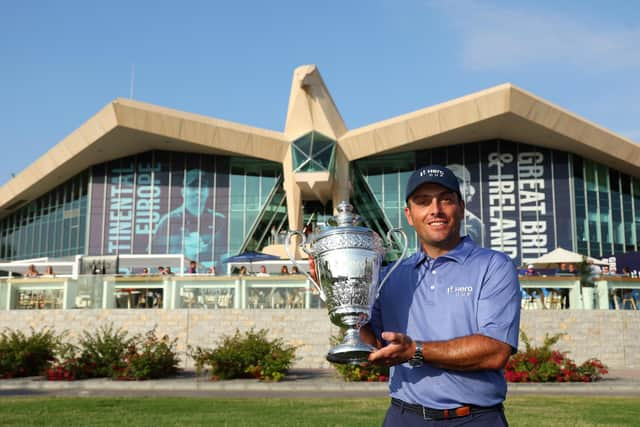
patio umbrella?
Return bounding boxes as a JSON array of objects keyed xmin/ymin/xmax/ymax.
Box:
[
  {"xmin": 222, "ymin": 251, "xmax": 282, "ymax": 273},
  {"xmin": 526, "ymin": 247, "xmax": 608, "ymax": 269}
]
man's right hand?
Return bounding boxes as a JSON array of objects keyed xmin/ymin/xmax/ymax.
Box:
[{"xmin": 367, "ymin": 332, "xmax": 416, "ymax": 366}]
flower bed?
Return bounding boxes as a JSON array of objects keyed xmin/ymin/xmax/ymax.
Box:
[
  {"xmin": 505, "ymin": 331, "xmax": 608, "ymax": 383},
  {"xmin": 46, "ymin": 325, "xmax": 179, "ymax": 381},
  {"xmin": 0, "ymin": 324, "xmax": 180, "ymax": 381}
]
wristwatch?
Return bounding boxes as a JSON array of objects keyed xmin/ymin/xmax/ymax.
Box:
[{"xmin": 408, "ymin": 340, "xmax": 425, "ymax": 367}]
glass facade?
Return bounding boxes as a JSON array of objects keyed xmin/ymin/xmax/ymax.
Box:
[
  {"xmin": 573, "ymin": 158, "xmax": 640, "ymax": 258},
  {"xmin": 354, "ymin": 140, "xmax": 640, "ymax": 266},
  {"xmin": 0, "ymin": 151, "xmax": 282, "ymax": 271},
  {"xmin": 3, "ymin": 142, "xmax": 640, "ymax": 268},
  {"xmin": 228, "ymin": 157, "xmax": 283, "ymax": 255},
  {"xmin": 353, "ymin": 152, "xmax": 417, "ymax": 256},
  {"xmin": 0, "ymin": 172, "xmax": 88, "ymax": 260}
]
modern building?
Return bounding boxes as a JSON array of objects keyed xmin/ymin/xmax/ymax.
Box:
[{"xmin": 2, "ymin": 64, "xmax": 640, "ymax": 269}]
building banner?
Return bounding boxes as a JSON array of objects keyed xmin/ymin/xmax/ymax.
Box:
[
  {"xmin": 87, "ymin": 152, "xmax": 230, "ymax": 272},
  {"xmin": 212, "ymin": 156, "xmax": 230, "ymax": 272},
  {"xmin": 481, "ymin": 141, "xmax": 521, "ymax": 261},
  {"xmin": 88, "ymin": 164, "xmax": 107, "ymax": 255},
  {"xmin": 413, "ymin": 141, "xmax": 567, "ymax": 266},
  {"xmin": 478, "ymin": 141, "xmax": 560, "ymax": 266},
  {"xmin": 99, "ymin": 157, "xmax": 163, "ymax": 256},
  {"xmin": 516, "ymin": 144, "xmax": 556, "ymax": 265},
  {"xmin": 150, "ymin": 151, "xmax": 172, "ymax": 255}
]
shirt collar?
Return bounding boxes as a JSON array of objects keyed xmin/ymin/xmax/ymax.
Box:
[{"xmin": 412, "ymin": 236, "xmax": 475, "ymax": 268}]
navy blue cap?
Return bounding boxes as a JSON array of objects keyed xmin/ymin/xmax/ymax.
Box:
[{"xmin": 405, "ymin": 165, "xmax": 461, "ymax": 202}]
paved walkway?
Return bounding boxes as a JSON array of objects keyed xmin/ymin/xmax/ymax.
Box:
[{"xmin": 1, "ymin": 368, "xmax": 639, "ymax": 398}]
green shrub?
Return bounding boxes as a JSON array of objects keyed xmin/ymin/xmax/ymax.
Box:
[
  {"xmin": 112, "ymin": 328, "xmax": 180, "ymax": 380},
  {"xmin": 0, "ymin": 328, "xmax": 60, "ymax": 379},
  {"xmin": 190, "ymin": 328, "xmax": 297, "ymax": 382},
  {"xmin": 333, "ymin": 363, "xmax": 389, "ymax": 382},
  {"xmin": 330, "ymin": 329, "xmax": 389, "ymax": 382},
  {"xmin": 505, "ymin": 330, "xmax": 608, "ymax": 382},
  {"xmin": 77, "ymin": 323, "xmax": 134, "ymax": 378}
]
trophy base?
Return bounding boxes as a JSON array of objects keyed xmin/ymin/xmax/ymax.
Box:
[{"xmin": 326, "ymin": 341, "xmax": 376, "ymax": 365}]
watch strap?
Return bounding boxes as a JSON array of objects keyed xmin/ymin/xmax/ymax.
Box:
[{"xmin": 409, "ymin": 340, "xmax": 425, "ymax": 367}]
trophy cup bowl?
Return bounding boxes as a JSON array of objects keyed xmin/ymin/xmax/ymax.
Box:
[{"xmin": 286, "ymin": 201, "xmax": 407, "ymax": 365}]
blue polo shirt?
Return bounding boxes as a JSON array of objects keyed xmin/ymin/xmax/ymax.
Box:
[{"xmin": 369, "ymin": 236, "xmax": 521, "ymax": 409}]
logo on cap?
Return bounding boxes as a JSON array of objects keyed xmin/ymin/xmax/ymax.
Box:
[{"xmin": 420, "ymin": 168, "xmax": 445, "ymax": 177}]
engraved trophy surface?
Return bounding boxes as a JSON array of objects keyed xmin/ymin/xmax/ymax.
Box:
[{"xmin": 286, "ymin": 201, "xmax": 407, "ymax": 364}]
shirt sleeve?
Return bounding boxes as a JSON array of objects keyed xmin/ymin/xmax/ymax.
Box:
[{"xmin": 477, "ymin": 253, "xmax": 521, "ymax": 353}]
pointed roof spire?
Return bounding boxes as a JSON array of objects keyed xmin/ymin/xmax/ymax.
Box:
[{"xmin": 284, "ymin": 65, "xmax": 348, "ymax": 140}]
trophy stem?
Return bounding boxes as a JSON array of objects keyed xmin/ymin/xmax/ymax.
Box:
[{"xmin": 326, "ymin": 327, "xmax": 376, "ymax": 365}]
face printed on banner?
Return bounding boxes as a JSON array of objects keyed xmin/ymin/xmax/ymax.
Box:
[
  {"xmin": 153, "ymin": 168, "xmax": 225, "ymax": 265},
  {"xmin": 447, "ymin": 163, "xmax": 483, "ymax": 243},
  {"xmin": 182, "ymin": 170, "xmax": 209, "ymax": 216}
]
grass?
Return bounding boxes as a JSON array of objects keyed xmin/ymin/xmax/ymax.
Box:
[{"xmin": 0, "ymin": 396, "xmax": 638, "ymax": 426}]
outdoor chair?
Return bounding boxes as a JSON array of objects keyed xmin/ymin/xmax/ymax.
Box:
[
  {"xmin": 115, "ymin": 292, "xmax": 129, "ymax": 308},
  {"xmin": 547, "ymin": 290, "xmax": 563, "ymax": 309},
  {"xmin": 248, "ymin": 294, "xmax": 259, "ymax": 308},
  {"xmin": 620, "ymin": 289, "xmax": 638, "ymax": 310},
  {"xmin": 16, "ymin": 292, "xmax": 31, "ymax": 309},
  {"xmin": 286, "ymin": 290, "xmax": 304, "ymax": 308},
  {"xmin": 271, "ymin": 290, "xmax": 285, "ymax": 309},
  {"xmin": 522, "ymin": 289, "xmax": 543, "ymax": 310},
  {"xmin": 204, "ymin": 294, "xmax": 217, "ymax": 308},
  {"xmin": 182, "ymin": 290, "xmax": 196, "ymax": 308},
  {"xmin": 217, "ymin": 293, "xmax": 232, "ymax": 308}
]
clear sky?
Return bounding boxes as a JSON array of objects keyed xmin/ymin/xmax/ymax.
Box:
[{"xmin": 1, "ymin": 0, "xmax": 639, "ymax": 186}]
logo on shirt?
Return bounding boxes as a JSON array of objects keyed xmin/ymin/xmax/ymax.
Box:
[{"xmin": 446, "ymin": 285, "xmax": 473, "ymax": 297}]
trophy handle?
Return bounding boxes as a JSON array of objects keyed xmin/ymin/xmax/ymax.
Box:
[
  {"xmin": 285, "ymin": 230, "xmax": 326, "ymax": 301},
  {"xmin": 378, "ymin": 228, "xmax": 409, "ymax": 293}
]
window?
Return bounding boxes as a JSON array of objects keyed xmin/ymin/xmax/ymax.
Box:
[{"xmin": 292, "ymin": 132, "xmax": 336, "ymax": 172}]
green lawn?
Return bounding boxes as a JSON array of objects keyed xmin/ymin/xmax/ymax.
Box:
[{"xmin": 0, "ymin": 396, "xmax": 638, "ymax": 426}]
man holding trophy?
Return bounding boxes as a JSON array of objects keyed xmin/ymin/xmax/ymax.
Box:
[{"xmin": 360, "ymin": 165, "xmax": 521, "ymax": 426}]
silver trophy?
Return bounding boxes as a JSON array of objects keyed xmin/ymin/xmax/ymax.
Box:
[{"xmin": 286, "ymin": 201, "xmax": 407, "ymax": 364}]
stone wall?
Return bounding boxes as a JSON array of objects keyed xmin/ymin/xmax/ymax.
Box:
[
  {"xmin": 520, "ymin": 310, "xmax": 640, "ymax": 369},
  {"xmin": 0, "ymin": 309, "xmax": 637, "ymax": 369}
]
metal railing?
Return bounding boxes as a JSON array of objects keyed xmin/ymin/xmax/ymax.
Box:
[
  {"xmin": 519, "ymin": 276, "xmax": 640, "ymax": 310},
  {"xmin": 0, "ymin": 274, "xmax": 324, "ymax": 310},
  {"xmin": 2, "ymin": 275, "xmax": 638, "ymax": 311}
]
